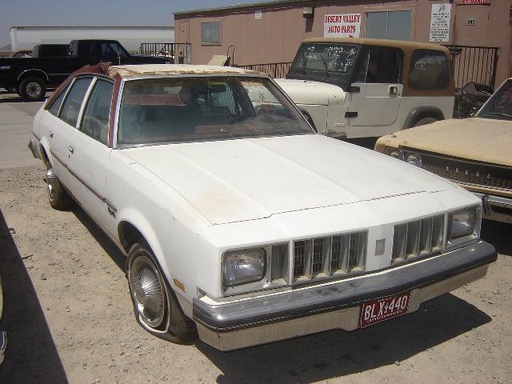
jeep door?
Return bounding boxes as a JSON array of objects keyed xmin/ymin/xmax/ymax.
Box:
[{"xmin": 347, "ymin": 47, "xmax": 404, "ymax": 135}]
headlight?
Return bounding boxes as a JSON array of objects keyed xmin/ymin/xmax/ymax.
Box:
[
  {"xmin": 222, "ymin": 248, "xmax": 266, "ymax": 287},
  {"xmin": 448, "ymin": 206, "xmax": 480, "ymax": 244},
  {"xmin": 386, "ymin": 148, "xmax": 404, "ymax": 160},
  {"xmin": 405, "ymin": 153, "xmax": 422, "ymax": 167}
]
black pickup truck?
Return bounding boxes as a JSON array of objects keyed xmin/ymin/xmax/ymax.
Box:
[{"xmin": 0, "ymin": 39, "xmax": 170, "ymax": 101}]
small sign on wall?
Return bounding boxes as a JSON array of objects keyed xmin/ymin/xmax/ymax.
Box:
[
  {"xmin": 324, "ymin": 14, "xmax": 362, "ymax": 38},
  {"xmin": 429, "ymin": 4, "xmax": 452, "ymax": 43},
  {"xmin": 255, "ymin": 10, "xmax": 262, "ymax": 20}
]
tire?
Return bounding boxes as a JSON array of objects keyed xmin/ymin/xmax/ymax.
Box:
[
  {"xmin": 127, "ymin": 242, "xmax": 197, "ymax": 344},
  {"xmin": 45, "ymin": 162, "xmax": 73, "ymax": 210},
  {"xmin": 414, "ymin": 116, "xmax": 438, "ymax": 127},
  {"xmin": 19, "ymin": 77, "xmax": 46, "ymax": 101}
]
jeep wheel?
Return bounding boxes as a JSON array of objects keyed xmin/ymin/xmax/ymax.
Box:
[{"xmin": 414, "ymin": 117, "xmax": 438, "ymax": 127}]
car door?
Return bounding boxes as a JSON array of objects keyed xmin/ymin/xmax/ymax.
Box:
[
  {"xmin": 347, "ymin": 47, "xmax": 404, "ymax": 130},
  {"xmin": 41, "ymin": 77, "xmax": 93, "ymax": 191},
  {"xmin": 65, "ymin": 77, "xmax": 116, "ymax": 236}
]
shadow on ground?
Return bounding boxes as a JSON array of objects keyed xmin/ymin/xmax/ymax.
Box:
[
  {"xmin": 197, "ymin": 293, "xmax": 491, "ymax": 384},
  {"xmin": 0, "ymin": 209, "xmax": 68, "ymax": 383}
]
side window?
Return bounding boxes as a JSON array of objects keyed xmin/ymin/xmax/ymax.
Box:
[
  {"xmin": 79, "ymin": 79, "xmax": 114, "ymax": 145},
  {"xmin": 48, "ymin": 83, "xmax": 71, "ymax": 116},
  {"xmin": 100, "ymin": 43, "xmax": 119, "ymax": 61},
  {"xmin": 409, "ymin": 50, "xmax": 450, "ymax": 89},
  {"xmin": 201, "ymin": 22, "xmax": 221, "ymax": 44},
  {"xmin": 59, "ymin": 78, "xmax": 93, "ymax": 127},
  {"xmin": 353, "ymin": 47, "xmax": 403, "ymax": 84}
]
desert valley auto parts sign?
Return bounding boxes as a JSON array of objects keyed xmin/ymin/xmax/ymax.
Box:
[{"xmin": 324, "ymin": 14, "xmax": 362, "ymax": 38}]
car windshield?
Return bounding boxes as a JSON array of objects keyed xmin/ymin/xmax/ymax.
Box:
[
  {"xmin": 477, "ymin": 79, "xmax": 512, "ymax": 120},
  {"xmin": 288, "ymin": 43, "xmax": 361, "ymax": 89},
  {"xmin": 117, "ymin": 76, "xmax": 314, "ymax": 145}
]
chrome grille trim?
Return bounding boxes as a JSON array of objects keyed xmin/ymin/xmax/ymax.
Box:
[
  {"xmin": 293, "ymin": 232, "xmax": 367, "ymax": 284},
  {"xmin": 392, "ymin": 214, "xmax": 444, "ymax": 262},
  {"xmin": 401, "ymin": 148, "xmax": 512, "ymax": 191}
]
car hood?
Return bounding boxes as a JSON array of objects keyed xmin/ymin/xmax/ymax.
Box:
[
  {"xmin": 383, "ymin": 117, "xmax": 512, "ymax": 166},
  {"xmin": 123, "ymin": 134, "xmax": 454, "ymax": 225},
  {"xmin": 275, "ymin": 78, "xmax": 346, "ymax": 106}
]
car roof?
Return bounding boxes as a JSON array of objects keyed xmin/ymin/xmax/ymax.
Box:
[
  {"xmin": 301, "ymin": 37, "xmax": 451, "ymax": 54},
  {"xmin": 108, "ymin": 64, "xmax": 266, "ymax": 79}
]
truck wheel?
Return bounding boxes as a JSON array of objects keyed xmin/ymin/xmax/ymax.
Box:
[
  {"xmin": 19, "ymin": 77, "xmax": 46, "ymax": 101},
  {"xmin": 127, "ymin": 242, "xmax": 198, "ymax": 344},
  {"xmin": 414, "ymin": 117, "xmax": 437, "ymax": 127}
]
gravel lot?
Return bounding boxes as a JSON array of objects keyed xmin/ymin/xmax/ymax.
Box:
[{"xmin": 0, "ymin": 93, "xmax": 511, "ymax": 384}]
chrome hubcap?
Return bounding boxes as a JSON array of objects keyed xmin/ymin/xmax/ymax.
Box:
[
  {"xmin": 27, "ymin": 82, "xmax": 42, "ymax": 98},
  {"xmin": 46, "ymin": 167, "xmax": 57, "ymax": 200},
  {"xmin": 131, "ymin": 257, "xmax": 165, "ymax": 328}
]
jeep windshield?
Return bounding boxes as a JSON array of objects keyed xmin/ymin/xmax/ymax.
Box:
[
  {"xmin": 287, "ymin": 43, "xmax": 361, "ymax": 90},
  {"xmin": 477, "ymin": 79, "xmax": 512, "ymax": 121}
]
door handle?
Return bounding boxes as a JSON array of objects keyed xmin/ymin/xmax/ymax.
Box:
[
  {"xmin": 48, "ymin": 131, "xmax": 54, "ymax": 138},
  {"xmin": 68, "ymin": 146, "xmax": 74, "ymax": 154},
  {"xmin": 389, "ymin": 85, "xmax": 398, "ymax": 96}
]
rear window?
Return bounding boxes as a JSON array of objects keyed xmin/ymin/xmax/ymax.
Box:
[{"xmin": 408, "ymin": 49, "xmax": 450, "ymax": 89}]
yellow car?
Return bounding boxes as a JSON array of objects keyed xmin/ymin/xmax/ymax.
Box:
[{"xmin": 376, "ymin": 78, "xmax": 512, "ymax": 224}]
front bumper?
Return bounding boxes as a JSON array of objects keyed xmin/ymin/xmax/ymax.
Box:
[
  {"xmin": 474, "ymin": 192, "xmax": 512, "ymax": 224},
  {"xmin": 193, "ymin": 240, "xmax": 496, "ymax": 351}
]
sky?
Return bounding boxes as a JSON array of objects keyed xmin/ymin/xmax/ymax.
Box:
[{"xmin": 0, "ymin": 0, "xmax": 259, "ymax": 48}]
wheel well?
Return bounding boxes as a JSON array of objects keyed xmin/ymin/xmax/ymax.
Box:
[
  {"xmin": 118, "ymin": 221, "xmax": 145, "ymax": 254},
  {"xmin": 403, "ymin": 107, "xmax": 444, "ymax": 129},
  {"xmin": 17, "ymin": 70, "xmax": 49, "ymax": 84}
]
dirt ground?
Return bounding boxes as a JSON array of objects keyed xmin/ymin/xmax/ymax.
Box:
[
  {"xmin": 0, "ymin": 166, "xmax": 510, "ymax": 384},
  {"xmin": 0, "ymin": 95, "xmax": 511, "ymax": 383}
]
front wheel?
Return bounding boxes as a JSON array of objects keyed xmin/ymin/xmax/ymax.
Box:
[
  {"xmin": 127, "ymin": 243, "xmax": 197, "ymax": 344},
  {"xmin": 19, "ymin": 77, "xmax": 46, "ymax": 101}
]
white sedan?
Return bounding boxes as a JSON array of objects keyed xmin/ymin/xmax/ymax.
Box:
[{"xmin": 29, "ymin": 63, "xmax": 496, "ymax": 351}]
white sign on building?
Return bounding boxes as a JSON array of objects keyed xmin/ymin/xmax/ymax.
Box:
[
  {"xmin": 430, "ymin": 4, "xmax": 452, "ymax": 43},
  {"xmin": 324, "ymin": 14, "xmax": 361, "ymax": 38}
]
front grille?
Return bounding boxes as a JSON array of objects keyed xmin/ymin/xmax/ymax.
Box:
[
  {"xmin": 392, "ymin": 214, "xmax": 444, "ymax": 262},
  {"xmin": 404, "ymin": 148, "xmax": 512, "ymax": 191},
  {"xmin": 293, "ymin": 232, "xmax": 367, "ymax": 283}
]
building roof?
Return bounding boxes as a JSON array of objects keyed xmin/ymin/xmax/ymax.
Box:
[{"xmin": 173, "ymin": 0, "xmax": 315, "ymax": 16}]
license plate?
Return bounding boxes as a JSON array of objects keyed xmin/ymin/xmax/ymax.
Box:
[{"xmin": 360, "ymin": 291, "xmax": 411, "ymax": 328}]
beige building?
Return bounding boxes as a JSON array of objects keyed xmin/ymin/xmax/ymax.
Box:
[{"xmin": 174, "ymin": 0, "xmax": 511, "ymax": 88}]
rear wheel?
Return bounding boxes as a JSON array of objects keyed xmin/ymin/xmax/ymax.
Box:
[
  {"xmin": 127, "ymin": 242, "xmax": 197, "ymax": 344},
  {"xmin": 45, "ymin": 162, "xmax": 73, "ymax": 210},
  {"xmin": 414, "ymin": 116, "xmax": 438, "ymax": 127},
  {"xmin": 19, "ymin": 77, "xmax": 46, "ymax": 101}
]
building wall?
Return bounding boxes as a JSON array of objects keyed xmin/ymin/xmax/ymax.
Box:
[
  {"xmin": 10, "ymin": 26, "xmax": 174, "ymax": 53},
  {"xmin": 174, "ymin": 0, "xmax": 511, "ymax": 87}
]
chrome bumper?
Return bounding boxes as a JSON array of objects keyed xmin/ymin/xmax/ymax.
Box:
[
  {"xmin": 193, "ymin": 241, "xmax": 496, "ymax": 351},
  {"xmin": 475, "ymin": 193, "xmax": 512, "ymax": 224}
]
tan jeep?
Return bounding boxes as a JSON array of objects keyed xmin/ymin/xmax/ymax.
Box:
[{"xmin": 276, "ymin": 37, "xmax": 455, "ymax": 139}]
